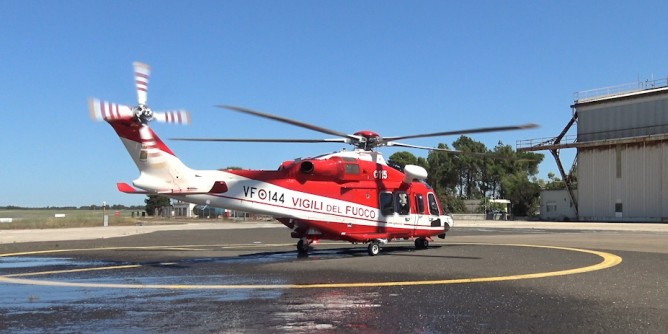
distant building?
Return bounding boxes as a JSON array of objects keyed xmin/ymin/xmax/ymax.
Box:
[
  {"xmin": 173, "ymin": 200, "xmax": 197, "ymax": 218},
  {"xmin": 540, "ymin": 189, "xmax": 577, "ymax": 221},
  {"xmin": 520, "ymin": 77, "xmax": 668, "ymax": 222}
]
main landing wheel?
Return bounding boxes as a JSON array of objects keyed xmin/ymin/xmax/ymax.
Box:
[
  {"xmin": 415, "ymin": 237, "xmax": 429, "ymax": 250},
  {"xmin": 368, "ymin": 242, "xmax": 381, "ymax": 256},
  {"xmin": 297, "ymin": 238, "xmax": 309, "ymax": 254}
]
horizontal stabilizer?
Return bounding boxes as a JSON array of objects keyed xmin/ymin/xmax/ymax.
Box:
[
  {"xmin": 117, "ymin": 182, "xmax": 151, "ymax": 194},
  {"xmin": 116, "ymin": 182, "xmax": 228, "ymax": 195}
]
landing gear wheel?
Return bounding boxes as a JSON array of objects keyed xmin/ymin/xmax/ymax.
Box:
[
  {"xmin": 297, "ymin": 238, "xmax": 309, "ymax": 254},
  {"xmin": 415, "ymin": 237, "xmax": 429, "ymax": 250},
  {"xmin": 368, "ymin": 242, "xmax": 381, "ymax": 256}
]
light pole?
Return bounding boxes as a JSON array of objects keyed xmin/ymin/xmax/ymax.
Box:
[{"xmin": 102, "ymin": 201, "xmax": 108, "ymax": 227}]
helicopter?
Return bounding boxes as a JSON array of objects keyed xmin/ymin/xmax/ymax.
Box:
[{"xmin": 90, "ymin": 62, "xmax": 537, "ymax": 256}]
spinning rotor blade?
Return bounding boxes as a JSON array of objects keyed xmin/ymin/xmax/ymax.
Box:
[
  {"xmin": 153, "ymin": 110, "xmax": 191, "ymax": 125},
  {"xmin": 89, "ymin": 98, "xmax": 134, "ymax": 121},
  {"xmin": 171, "ymin": 137, "xmax": 348, "ymax": 144},
  {"xmin": 386, "ymin": 141, "xmax": 464, "ymax": 153},
  {"xmin": 382, "ymin": 123, "xmax": 539, "ymax": 143},
  {"xmin": 219, "ymin": 105, "xmax": 361, "ymax": 142},
  {"xmin": 90, "ymin": 62, "xmax": 190, "ymax": 126},
  {"xmin": 133, "ymin": 62, "xmax": 150, "ymax": 105},
  {"xmin": 388, "ymin": 141, "xmax": 518, "ymax": 159},
  {"xmin": 189, "ymin": 105, "xmax": 539, "ymax": 151}
]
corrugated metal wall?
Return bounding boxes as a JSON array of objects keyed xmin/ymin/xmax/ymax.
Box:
[
  {"xmin": 577, "ymin": 93, "xmax": 668, "ymax": 142},
  {"xmin": 578, "ymin": 142, "xmax": 668, "ymax": 221},
  {"xmin": 575, "ymin": 90, "xmax": 668, "ymax": 221}
]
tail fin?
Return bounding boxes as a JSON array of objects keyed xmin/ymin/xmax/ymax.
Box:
[
  {"xmin": 109, "ymin": 120, "xmax": 193, "ymax": 193},
  {"xmin": 90, "ymin": 62, "xmax": 193, "ymax": 194}
]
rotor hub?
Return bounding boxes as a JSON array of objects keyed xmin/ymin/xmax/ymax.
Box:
[
  {"xmin": 134, "ymin": 104, "xmax": 153, "ymax": 123},
  {"xmin": 353, "ymin": 130, "xmax": 382, "ymax": 150}
]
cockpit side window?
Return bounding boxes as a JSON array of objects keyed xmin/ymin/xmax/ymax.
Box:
[
  {"xmin": 415, "ymin": 194, "xmax": 425, "ymax": 214},
  {"xmin": 395, "ymin": 192, "xmax": 410, "ymax": 215},
  {"xmin": 427, "ymin": 193, "xmax": 441, "ymax": 215},
  {"xmin": 379, "ymin": 192, "xmax": 394, "ymax": 216}
]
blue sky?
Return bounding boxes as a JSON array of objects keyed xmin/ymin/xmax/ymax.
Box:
[{"xmin": 1, "ymin": 1, "xmax": 667, "ymax": 207}]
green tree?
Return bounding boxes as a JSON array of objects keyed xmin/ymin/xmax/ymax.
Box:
[
  {"xmin": 539, "ymin": 172, "xmax": 566, "ymax": 190},
  {"xmin": 484, "ymin": 142, "xmax": 516, "ymax": 198},
  {"xmin": 440, "ymin": 193, "xmax": 466, "ymax": 213},
  {"xmin": 452, "ymin": 136, "xmax": 487, "ymax": 199},
  {"xmin": 388, "ymin": 151, "xmax": 418, "ymax": 171},
  {"xmin": 481, "ymin": 142, "xmax": 543, "ymax": 199},
  {"xmin": 500, "ymin": 172, "xmax": 541, "ymax": 216},
  {"xmin": 417, "ymin": 138, "xmax": 545, "ymax": 214},
  {"xmin": 416, "ymin": 156, "xmax": 428, "ymax": 170},
  {"xmin": 145, "ymin": 195, "xmax": 171, "ymax": 216},
  {"xmin": 426, "ymin": 143, "xmax": 458, "ymax": 195}
]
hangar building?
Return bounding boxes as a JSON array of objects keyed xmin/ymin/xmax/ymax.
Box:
[{"xmin": 518, "ymin": 78, "xmax": 668, "ymax": 222}]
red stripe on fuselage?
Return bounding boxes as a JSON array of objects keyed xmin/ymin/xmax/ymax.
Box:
[{"xmin": 277, "ymin": 217, "xmax": 438, "ymax": 242}]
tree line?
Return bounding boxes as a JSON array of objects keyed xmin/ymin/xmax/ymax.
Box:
[{"xmin": 388, "ymin": 135, "xmax": 554, "ymax": 216}]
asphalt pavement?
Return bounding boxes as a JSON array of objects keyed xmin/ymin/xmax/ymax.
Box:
[
  {"xmin": 1, "ymin": 220, "xmax": 666, "ymax": 333},
  {"xmin": 1, "ymin": 219, "xmax": 667, "ymax": 244}
]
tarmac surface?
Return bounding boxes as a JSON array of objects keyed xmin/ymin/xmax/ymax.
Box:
[{"xmin": 1, "ymin": 220, "xmax": 667, "ymax": 333}]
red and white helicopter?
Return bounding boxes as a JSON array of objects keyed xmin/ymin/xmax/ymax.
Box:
[{"xmin": 90, "ymin": 62, "xmax": 536, "ymax": 256}]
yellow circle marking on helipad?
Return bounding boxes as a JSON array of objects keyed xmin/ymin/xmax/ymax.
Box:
[{"xmin": 0, "ymin": 243, "xmax": 622, "ymax": 289}]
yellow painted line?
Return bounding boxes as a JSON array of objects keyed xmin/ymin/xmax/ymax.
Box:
[
  {"xmin": 0, "ymin": 243, "xmax": 622, "ymax": 290},
  {"xmin": 0, "ymin": 244, "xmax": 296, "ymax": 258},
  {"xmin": 4, "ymin": 265, "xmax": 142, "ymax": 277}
]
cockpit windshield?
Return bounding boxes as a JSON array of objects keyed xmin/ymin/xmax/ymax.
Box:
[{"xmin": 427, "ymin": 193, "xmax": 442, "ymax": 215}]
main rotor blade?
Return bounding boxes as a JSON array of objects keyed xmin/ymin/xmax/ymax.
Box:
[
  {"xmin": 388, "ymin": 141, "xmax": 515, "ymax": 159},
  {"xmin": 387, "ymin": 141, "xmax": 465, "ymax": 153},
  {"xmin": 171, "ymin": 137, "xmax": 349, "ymax": 144},
  {"xmin": 218, "ymin": 105, "xmax": 361, "ymax": 142},
  {"xmin": 382, "ymin": 123, "xmax": 539, "ymax": 142}
]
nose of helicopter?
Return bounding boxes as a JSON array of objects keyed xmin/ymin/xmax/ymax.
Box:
[{"xmin": 439, "ymin": 215, "xmax": 454, "ymax": 239}]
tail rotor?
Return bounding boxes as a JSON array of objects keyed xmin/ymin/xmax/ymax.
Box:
[{"xmin": 89, "ymin": 62, "xmax": 190, "ymax": 125}]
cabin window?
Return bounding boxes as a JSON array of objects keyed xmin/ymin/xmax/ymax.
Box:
[
  {"xmin": 415, "ymin": 194, "xmax": 425, "ymax": 214},
  {"xmin": 395, "ymin": 192, "xmax": 410, "ymax": 215},
  {"xmin": 345, "ymin": 163, "xmax": 360, "ymax": 174},
  {"xmin": 428, "ymin": 193, "xmax": 441, "ymax": 215},
  {"xmin": 379, "ymin": 192, "xmax": 394, "ymax": 216}
]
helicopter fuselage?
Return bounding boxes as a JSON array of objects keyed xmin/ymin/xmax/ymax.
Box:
[
  {"xmin": 109, "ymin": 118, "xmax": 452, "ymax": 255},
  {"xmin": 172, "ymin": 150, "xmax": 453, "ymax": 244}
]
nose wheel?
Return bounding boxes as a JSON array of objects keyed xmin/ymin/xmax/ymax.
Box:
[
  {"xmin": 367, "ymin": 241, "xmax": 381, "ymax": 256},
  {"xmin": 414, "ymin": 237, "xmax": 429, "ymax": 250},
  {"xmin": 297, "ymin": 238, "xmax": 311, "ymax": 254}
]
